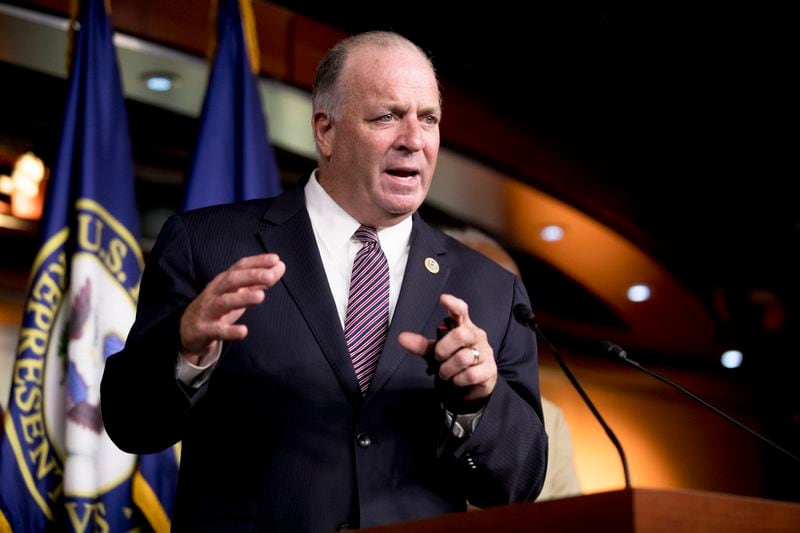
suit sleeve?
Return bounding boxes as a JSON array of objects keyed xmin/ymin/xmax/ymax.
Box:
[
  {"xmin": 101, "ymin": 215, "xmax": 201, "ymax": 454},
  {"xmin": 449, "ymin": 276, "xmax": 549, "ymax": 506}
]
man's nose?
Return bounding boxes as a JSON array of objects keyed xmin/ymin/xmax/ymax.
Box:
[{"xmin": 394, "ymin": 117, "xmax": 424, "ymax": 152}]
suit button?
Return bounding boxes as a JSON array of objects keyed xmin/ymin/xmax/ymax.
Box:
[
  {"xmin": 337, "ymin": 524, "xmax": 352, "ymax": 531},
  {"xmin": 356, "ymin": 432, "xmax": 372, "ymax": 448}
]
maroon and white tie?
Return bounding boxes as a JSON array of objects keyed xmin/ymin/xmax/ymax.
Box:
[{"xmin": 344, "ymin": 225, "xmax": 390, "ymax": 395}]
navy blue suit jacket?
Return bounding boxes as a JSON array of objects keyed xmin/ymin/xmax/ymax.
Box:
[{"xmin": 101, "ymin": 186, "xmax": 547, "ymax": 531}]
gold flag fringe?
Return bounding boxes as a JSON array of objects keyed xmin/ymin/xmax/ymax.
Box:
[{"xmin": 208, "ymin": 0, "xmax": 261, "ymax": 74}]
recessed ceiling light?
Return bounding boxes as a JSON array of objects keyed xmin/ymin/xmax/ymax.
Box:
[
  {"xmin": 626, "ymin": 283, "xmax": 651, "ymax": 302},
  {"xmin": 720, "ymin": 350, "xmax": 743, "ymax": 369},
  {"xmin": 540, "ymin": 224, "xmax": 564, "ymax": 242},
  {"xmin": 142, "ymin": 72, "xmax": 178, "ymax": 92}
]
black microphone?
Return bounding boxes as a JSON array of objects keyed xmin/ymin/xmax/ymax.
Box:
[
  {"xmin": 514, "ymin": 304, "xmax": 632, "ymax": 489},
  {"xmin": 602, "ymin": 341, "xmax": 800, "ymax": 464}
]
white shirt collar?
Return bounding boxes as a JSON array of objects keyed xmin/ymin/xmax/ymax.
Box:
[
  {"xmin": 304, "ymin": 171, "xmax": 413, "ymax": 259},
  {"xmin": 305, "ymin": 171, "xmax": 413, "ymax": 326}
]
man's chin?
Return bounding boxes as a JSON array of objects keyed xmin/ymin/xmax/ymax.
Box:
[{"xmin": 383, "ymin": 196, "xmax": 425, "ymax": 216}]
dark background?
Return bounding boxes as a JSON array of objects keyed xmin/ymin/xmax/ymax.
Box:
[{"xmin": 1, "ymin": 0, "xmax": 797, "ymax": 499}]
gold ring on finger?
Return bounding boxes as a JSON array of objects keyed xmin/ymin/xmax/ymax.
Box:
[{"xmin": 470, "ymin": 346, "xmax": 480, "ymax": 366}]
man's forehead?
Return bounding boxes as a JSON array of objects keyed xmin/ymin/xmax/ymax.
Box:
[
  {"xmin": 325, "ymin": 42, "xmax": 440, "ymax": 118},
  {"xmin": 346, "ymin": 43, "xmax": 432, "ymax": 75}
]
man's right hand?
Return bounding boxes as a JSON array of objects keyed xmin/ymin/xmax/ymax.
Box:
[{"xmin": 179, "ymin": 253, "xmax": 286, "ymax": 364}]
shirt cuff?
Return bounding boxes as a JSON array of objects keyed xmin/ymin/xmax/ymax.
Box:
[
  {"xmin": 444, "ymin": 406, "xmax": 486, "ymax": 438},
  {"xmin": 175, "ymin": 344, "xmax": 222, "ymax": 388}
]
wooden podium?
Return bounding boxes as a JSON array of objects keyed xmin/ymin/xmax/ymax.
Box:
[{"xmin": 364, "ymin": 489, "xmax": 800, "ymax": 532}]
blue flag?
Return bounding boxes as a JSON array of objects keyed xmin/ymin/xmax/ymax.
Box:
[
  {"xmin": 182, "ymin": 0, "xmax": 282, "ymax": 210},
  {"xmin": 0, "ymin": 1, "xmax": 176, "ymax": 531}
]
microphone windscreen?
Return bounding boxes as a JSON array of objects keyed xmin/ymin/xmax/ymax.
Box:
[
  {"xmin": 601, "ymin": 341, "xmax": 628, "ymax": 361},
  {"xmin": 513, "ymin": 304, "xmax": 534, "ymax": 326}
]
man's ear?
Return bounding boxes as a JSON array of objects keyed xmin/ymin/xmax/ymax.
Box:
[{"xmin": 312, "ymin": 111, "xmax": 334, "ymax": 158}]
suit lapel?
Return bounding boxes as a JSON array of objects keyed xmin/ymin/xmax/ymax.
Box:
[
  {"xmin": 257, "ymin": 188, "xmax": 361, "ymax": 403},
  {"xmin": 367, "ymin": 215, "xmax": 450, "ymax": 397}
]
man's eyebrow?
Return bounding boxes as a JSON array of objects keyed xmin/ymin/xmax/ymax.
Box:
[
  {"xmin": 371, "ymin": 101, "xmax": 441, "ymax": 117},
  {"xmin": 419, "ymin": 105, "xmax": 442, "ymax": 117}
]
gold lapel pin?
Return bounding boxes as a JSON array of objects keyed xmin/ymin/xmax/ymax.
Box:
[{"xmin": 424, "ymin": 257, "xmax": 440, "ymax": 274}]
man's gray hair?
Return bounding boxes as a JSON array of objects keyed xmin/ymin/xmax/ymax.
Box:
[{"xmin": 311, "ymin": 31, "xmax": 438, "ymax": 121}]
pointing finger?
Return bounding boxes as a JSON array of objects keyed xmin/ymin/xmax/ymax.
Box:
[{"xmin": 439, "ymin": 293, "xmax": 472, "ymax": 327}]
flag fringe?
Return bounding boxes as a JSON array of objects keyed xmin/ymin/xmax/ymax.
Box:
[
  {"xmin": 208, "ymin": 0, "xmax": 260, "ymax": 74},
  {"xmin": 132, "ymin": 471, "xmax": 170, "ymax": 533},
  {"xmin": 0, "ymin": 508, "xmax": 12, "ymax": 533}
]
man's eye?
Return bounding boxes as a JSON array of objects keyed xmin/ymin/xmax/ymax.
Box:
[
  {"xmin": 378, "ymin": 114, "xmax": 394, "ymax": 122},
  {"xmin": 423, "ymin": 115, "xmax": 438, "ymax": 125}
]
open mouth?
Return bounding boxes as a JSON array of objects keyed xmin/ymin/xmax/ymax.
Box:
[{"xmin": 386, "ymin": 168, "xmax": 419, "ymax": 178}]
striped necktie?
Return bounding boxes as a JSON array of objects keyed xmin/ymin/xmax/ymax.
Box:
[{"xmin": 344, "ymin": 225, "xmax": 390, "ymax": 395}]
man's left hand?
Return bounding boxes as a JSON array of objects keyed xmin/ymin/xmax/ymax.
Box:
[{"xmin": 399, "ymin": 293, "xmax": 497, "ymax": 405}]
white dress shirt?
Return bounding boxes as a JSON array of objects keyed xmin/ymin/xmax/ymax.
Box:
[{"xmin": 304, "ymin": 171, "xmax": 412, "ymax": 328}]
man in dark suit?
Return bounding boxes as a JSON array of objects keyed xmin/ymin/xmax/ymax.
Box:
[{"xmin": 101, "ymin": 31, "xmax": 547, "ymax": 531}]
